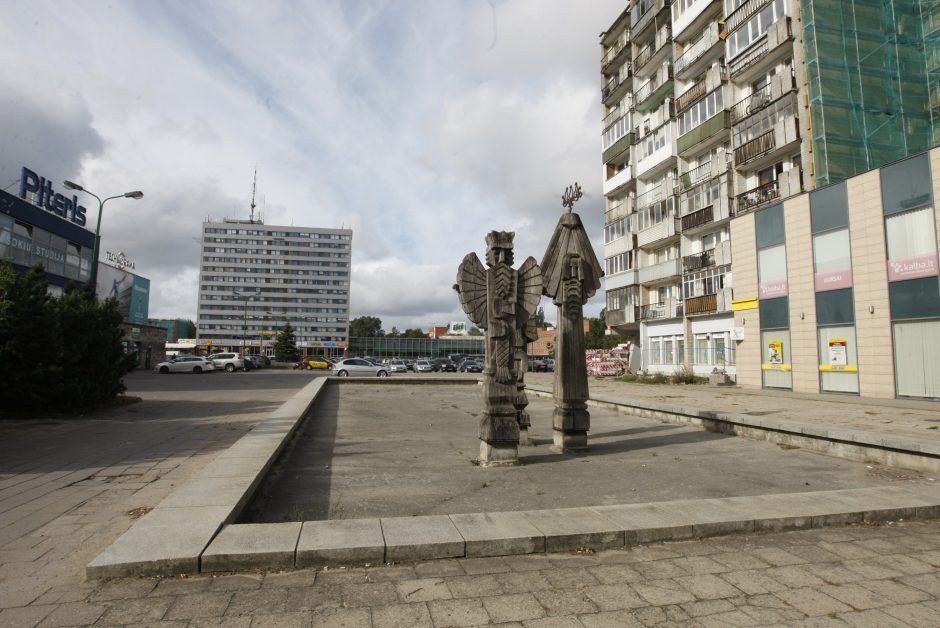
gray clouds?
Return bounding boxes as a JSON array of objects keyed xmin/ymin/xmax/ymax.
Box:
[{"xmin": 0, "ymin": 0, "xmax": 624, "ymax": 327}]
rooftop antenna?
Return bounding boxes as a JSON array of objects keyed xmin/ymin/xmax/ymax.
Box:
[{"xmin": 249, "ymin": 168, "xmax": 258, "ymax": 223}]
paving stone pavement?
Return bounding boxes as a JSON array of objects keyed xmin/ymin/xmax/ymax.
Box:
[
  {"xmin": 1, "ymin": 371, "xmax": 939, "ymax": 627},
  {"xmin": 0, "ymin": 519, "xmax": 938, "ymax": 626}
]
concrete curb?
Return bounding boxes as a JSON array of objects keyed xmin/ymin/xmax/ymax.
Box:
[
  {"xmin": 525, "ymin": 385, "xmax": 940, "ymax": 473},
  {"xmin": 197, "ymin": 484, "xmax": 940, "ymax": 573},
  {"xmin": 85, "ymin": 377, "xmax": 330, "ymax": 580}
]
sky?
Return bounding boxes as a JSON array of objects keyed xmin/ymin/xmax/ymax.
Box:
[{"xmin": 1, "ymin": 0, "xmax": 626, "ymax": 332}]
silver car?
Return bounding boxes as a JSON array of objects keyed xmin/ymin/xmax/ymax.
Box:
[
  {"xmin": 388, "ymin": 359, "xmax": 407, "ymax": 373},
  {"xmin": 154, "ymin": 356, "xmax": 216, "ymax": 374},
  {"xmin": 332, "ymin": 358, "xmax": 390, "ymax": 378},
  {"xmin": 414, "ymin": 359, "xmax": 433, "ymax": 373}
]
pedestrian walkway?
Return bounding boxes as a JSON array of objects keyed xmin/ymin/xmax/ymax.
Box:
[{"xmin": 0, "ymin": 371, "xmax": 938, "ymax": 626}]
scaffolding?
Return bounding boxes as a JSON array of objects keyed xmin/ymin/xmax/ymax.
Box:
[{"xmin": 802, "ymin": 0, "xmax": 938, "ymax": 186}]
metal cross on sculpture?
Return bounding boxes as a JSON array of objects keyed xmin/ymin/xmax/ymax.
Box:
[{"xmin": 561, "ymin": 182, "xmax": 583, "ymax": 212}]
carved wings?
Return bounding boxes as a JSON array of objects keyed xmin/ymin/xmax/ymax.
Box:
[
  {"xmin": 516, "ymin": 256, "xmax": 542, "ymax": 327},
  {"xmin": 454, "ymin": 252, "xmax": 487, "ymax": 328}
]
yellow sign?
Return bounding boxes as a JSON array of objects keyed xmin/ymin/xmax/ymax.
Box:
[
  {"xmin": 731, "ymin": 297, "xmax": 759, "ymax": 311},
  {"xmin": 206, "ymin": 339, "xmax": 212, "ymax": 345},
  {"xmin": 819, "ymin": 364, "xmax": 858, "ymax": 372},
  {"xmin": 767, "ymin": 339, "xmax": 783, "ymax": 364},
  {"xmin": 762, "ymin": 363, "xmax": 792, "ymax": 371}
]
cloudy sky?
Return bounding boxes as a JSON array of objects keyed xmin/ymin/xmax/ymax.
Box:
[{"xmin": 1, "ymin": 0, "xmax": 625, "ymax": 331}]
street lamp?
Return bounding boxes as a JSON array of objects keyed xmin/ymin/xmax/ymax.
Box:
[
  {"xmin": 233, "ymin": 290, "xmax": 260, "ymax": 350},
  {"xmin": 62, "ymin": 180, "xmax": 143, "ymax": 290}
]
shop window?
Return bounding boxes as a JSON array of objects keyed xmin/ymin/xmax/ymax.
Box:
[
  {"xmin": 810, "ymin": 182, "xmax": 849, "ymax": 233},
  {"xmin": 893, "ymin": 320, "xmax": 940, "ymax": 398},
  {"xmin": 817, "ymin": 326, "xmax": 859, "ymax": 394},
  {"xmin": 881, "ymin": 153, "xmax": 932, "ymax": 217},
  {"xmin": 755, "ymin": 203, "xmax": 785, "ymax": 249},
  {"xmin": 759, "ymin": 297, "xmax": 789, "ymax": 332},
  {"xmin": 758, "ymin": 244, "xmax": 788, "ymax": 298},
  {"xmin": 816, "ymin": 288, "xmax": 855, "ymax": 326},
  {"xmin": 761, "ymin": 329, "xmax": 792, "ymax": 389},
  {"xmin": 888, "ymin": 278, "xmax": 940, "ymax": 321}
]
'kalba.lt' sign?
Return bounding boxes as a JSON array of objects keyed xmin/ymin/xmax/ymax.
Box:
[{"xmin": 19, "ymin": 167, "xmax": 87, "ymax": 227}]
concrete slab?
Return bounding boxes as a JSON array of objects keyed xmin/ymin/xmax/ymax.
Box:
[
  {"xmin": 591, "ymin": 502, "xmax": 696, "ymax": 544},
  {"xmin": 196, "ymin": 455, "xmax": 272, "ymax": 479},
  {"xmin": 201, "ymin": 522, "xmax": 301, "ymax": 572},
  {"xmin": 382, "ymin": 515, "xmax": 464, "ymax": 562},
  {"xmin": 519, "ymin": 507, "xmax": 624, "ymax": 552},
  {"xmin": 156, "ymin": 476, "xmax": 258, "ymax": 511},
  {"xmin": 449, "ymin": 511, "xmax": 545, "ymax": 557},
  {"xmin": 295, "ymin": 518, "xmax": 385, "ymax": 568},
  {"xmin": 86, "ymin": 506, "xmax": 230, "ymax": 579}
]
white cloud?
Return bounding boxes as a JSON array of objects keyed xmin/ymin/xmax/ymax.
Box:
[{"xmin": 0, "ymin": 0, "xmax": 625, "ymax": 332}]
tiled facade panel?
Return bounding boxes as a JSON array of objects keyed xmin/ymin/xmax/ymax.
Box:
[
  {"xmin": 783, "ymin": 195, "xmax": 819, "ymax": 394},
  {"xmin": 847, "ymin": 171, "xmax": 894, "ymax": 399},
  {"xmin": 730, "ymin": 213, "xmax": 762, "ymax": 389}
]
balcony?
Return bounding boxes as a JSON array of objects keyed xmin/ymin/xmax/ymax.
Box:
[
  {"xmin": 682, "ymin": 248, "xmax": 715, "ymax": 273},
  {"xmin": 602, "ymin": 68, "xmax": 633, "ymax": 106},
  {"xmin": 638, "ymin": 258, "xmax": 681, "ymax": 284},
  {"xmin": 603, "ymin": 114, "xmax": 634, "ymax": 163},
  {"xmin": 677, "ymin": 110, "xmax": 731, "ymax": 155},
  {"xmin": 734, "ymin": 179, "xmax": 779, "ymax": 216},
  {"xmin": 632, "ymin": 0, "xmax": 671, "ymax": 35},
  {"xmin": 605, "ymin": 198, "xmax": 634, "ymax": 223},
  {"xmin": 634, "ymin": 64, "xmax": 674, "ymax": 113},
  {"xmin": 640, "ymin": 297, "xmax": 683, "ymax": 321},
  {"xmin": 677, "ymin": 161, "xmax": 712, "ymax": 193},
  {"xmin": 637, "ymin": 216, "xmax": 679, "ymax": 248},
  {"xmin": 674, "ymin": 23, "xmax": 722, "ymax": 80},
  {"xmin": 634, "ymin": 25, "xmax": 672, "ymax": 75},
  {"xmin": 606, "ymin": 306, "xmax": 640, "ymax": 327},
  {"xmin": 605, "ymin": 269, "xmax": 639, "ymax": 291},
  {"xmin": 603, "ymin": 164, "xmax": 634, "ymax": 195},
  {"xmin": 727, "ymin": 0, "xmax": 770, "ymax": 33},
  {"xmin": 730, "ymin": 74, "xmax": 798, "ymax": 124},
  {"xmin": 675, "ymin": 81, "xmax": 707, "ymax": 115},
  {"xmin": 602, "ymin": 38, "xmax": 630, "ymax": 73},
  {"xmin": 680, "ymin": 206, "xmax": 715, "ymax": 233},
  {"xmin": 729, "ymin": 18, "xmax": 794, "ymax": 82},
  {"xmin": 684, "ymin": 293, "xmax": 717, "ymax": 315},
  {"xmin": 733, "ymin": 129, "xmax": 775, "ymax": 165}
]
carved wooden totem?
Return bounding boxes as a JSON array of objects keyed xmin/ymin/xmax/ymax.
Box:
[
  {"xmin": 454, "ymin": 231, "xmax": 542, "ymax": 466},
  {"xmin": 514, "ymin": 317, "xmax": 539, "ymax": 446},
  {"xmin": 541, "ymin": 186, "xmax": 603, "ymax": 451}
]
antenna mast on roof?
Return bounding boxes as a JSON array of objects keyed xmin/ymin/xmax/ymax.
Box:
[{"xmin": 249, "ymin": 168, "xmax": 258, "ymax": 223}]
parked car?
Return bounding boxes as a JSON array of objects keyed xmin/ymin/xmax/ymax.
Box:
[
  {"xmin": 209, "ymin": 352, "xmax": 246, "ymax": 372},
  {"xmin": 528, "ymin": 358, "xmax": 552, "ymax": 372},
  {"xmin": 389, "ymin": 358, "xmax": 408, "ymax": 373},
  {"xmin": 459, "ymin": 359, "xmax": 483, "ymax": 373},
  {"xmin": 432, "ymin": 358, "xmax": 458, "ymax": 372},
  {"xmin": 296, "ymin": 356, "xmax": 330, "ymax": 370},
  {"xmin": 154, "ymin": 356, "xmax": 215, "ymax": 374},
  {"xmin": 405, "ymin": 359, "xmax": 415, "ymax": 371},
  {"xmin": 414, "ymin": 359, "xmax": 433, "ymax": 373},
  {"xmin": 245, "ymin": 354, "xmax": 270, "ymax": 367},
  {"xmin": 331, "ymin": 358, "xmax": 390, "ymax": 377}
]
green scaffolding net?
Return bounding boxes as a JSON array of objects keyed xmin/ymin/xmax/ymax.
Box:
[{"xmin": 802, "ymin": 0, "xmax": 938, "ymax": 186}]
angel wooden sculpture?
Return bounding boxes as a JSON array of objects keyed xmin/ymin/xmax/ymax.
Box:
[
  {"xmin": 541, "ymin": 185, "xmax": 603, "ymax": 451},
  {"xmin": 454, "ymin": 231, "xmax": 542, "ymax": 466}
]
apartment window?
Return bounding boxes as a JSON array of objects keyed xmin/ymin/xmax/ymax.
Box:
[
  {"xmin": 732, "ymin": 97, "xmax": 794, "ymax": 148},
  {"xmin": 607, "ymin": 286, "xmax": 639, "ymax": 311},
  {"xmin": 636, "ymin": 123, "xmax": 670, "ymax": 162},
  {"xmin": 637, "ymin": 198, "xmax": 675, "ymax": 231},
  {"xmin": 677, "ymin": 88, "xmax": 724, "ymax": 136},
  {"xmin": 728, "ymin": 0, "xmax": 788, "ymax": 59},
  {"xmin": 683, "ymin": 264, "xmax": 730, "ymax": 299},
  {"xmin": 604, "ymin": 218, "xmax": 626, "ymax": 243}
]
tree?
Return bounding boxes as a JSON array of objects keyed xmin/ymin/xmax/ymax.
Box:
[
  {"xmin": 349, "ymin": 316, "xmax": 383, "ymax": 338},
  {"xmin": 0, "ymin": 262, "xmax": 128, "ymax": 413},
  {"xmin": 584, "ymin": 316, "xmax": 629, "ymax": 350},
  {"xmin": 274, "ymin": 321, "xmax": 299, "ymax": 362},
  {"xmin": 387, "ymin": 326, "xmax": 400, "ymax": 338},
  {"xmin": 402, "ymin": 328, "xmax": 426, "ymax": 338},
  {"xmin": 468, "ymin": 326, "xmax": 483, "ymax": 336}
]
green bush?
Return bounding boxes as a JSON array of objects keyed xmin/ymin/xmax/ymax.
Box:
[{"xmin": 0, "ymin": 263, "xmax": 127, "ymax": 413}]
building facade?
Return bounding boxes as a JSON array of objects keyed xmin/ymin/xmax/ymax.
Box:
[
  {"xmin": 196, "ymin": 219, "xmax": 352, "ymax": 358},
  {"xmin": 731, "ymin": 148, "xmax": 939, "ymax": 399},
  {"xmin": 600, "ymin": 0, "xmax": 937, "ymax": 377}
]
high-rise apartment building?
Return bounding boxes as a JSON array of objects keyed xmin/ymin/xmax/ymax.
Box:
[
  {"xmin": 600, "ymin": 0, "xmax": 937, "ymax": 377},
  {"xmin": 196, "ymin": 219, "xmax": 352, "ymax": 358}
]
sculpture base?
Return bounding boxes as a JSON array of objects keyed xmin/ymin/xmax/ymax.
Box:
[
  {"xmin": 551, "ymin": 430, "xmax": 588, "ymax": 453},
  {"xmin": 518, "ymin": 427, "xmax": 534, "ymax": 447},
  {"xmin": 479, "ymin": 441, "xmax": 520, "ymax": 467}
]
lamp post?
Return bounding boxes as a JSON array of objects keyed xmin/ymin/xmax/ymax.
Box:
[
  {"xmin": 233, "ymin": 290, "xmax": 259, "ymax": 350},
  {"xmin": 62, "ymin": 181, "xmax": 143, "ymax": 291}
]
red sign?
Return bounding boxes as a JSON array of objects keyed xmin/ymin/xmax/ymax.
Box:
[
  {"xmin": 814, "ymin": 269, "xmax": 853, "ymax": 292},
  {"xmin": 887, "ymin": 253, "xmax": 938, "ymax": 282}
]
